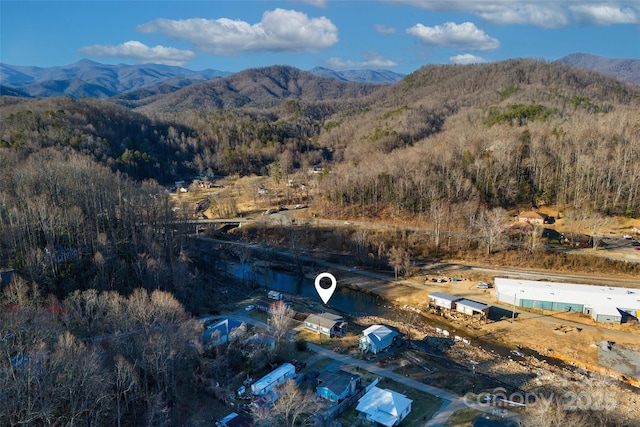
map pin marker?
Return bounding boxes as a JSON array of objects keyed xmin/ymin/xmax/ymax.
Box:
[{"xmin": 314, "ymin": 272, "xmax": 337, "ymax": 304}]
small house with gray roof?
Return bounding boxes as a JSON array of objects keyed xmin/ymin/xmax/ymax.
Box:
[{"xmin": 305, "ymin": 312, "xmax": 347, "ymax": 337}]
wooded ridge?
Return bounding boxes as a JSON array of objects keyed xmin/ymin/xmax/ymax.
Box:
[{"xmin": 1, "ymin": 57, "xmax": 640, "ymax": 427}]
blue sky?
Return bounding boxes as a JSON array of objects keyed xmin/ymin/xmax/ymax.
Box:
[{"xmin": 1, "ymin": 1, "xmax": 639, "ymax": 74}]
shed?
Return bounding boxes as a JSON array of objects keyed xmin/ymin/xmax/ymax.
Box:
[
  {"xmin": 250, "ymin": 363, "xmax": 296, "ymax": 396},
  {"xmin": 455, "ymin": 299, "xmax": 489, "ymax": 317},
  {"xmin": 305, "ymin": 312, "xmax": 347, "ymax": 337},
  {"xmin": 358, "ymin": 325, "xmax": 399, "ymax": 354},
  {"xmin": 428, "ymin": 292, "xmax": 461, "ymax": 310}
]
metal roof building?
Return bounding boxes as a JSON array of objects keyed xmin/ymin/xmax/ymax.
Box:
[
  {"xmin": 428, "ymin": 292, "xmax": 461, "ymax": 310},
  {"xmin": 455, "ymin": 299, "xmax": 490, "ymax": 316},
  {"xmin": 495, "ymin": 278, "xmax": 640, "ymax": 324}
]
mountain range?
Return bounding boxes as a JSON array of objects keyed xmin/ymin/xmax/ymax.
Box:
[
  {"xmin": 555, "ymin": 53, "xmax": 640, "ymax": 86},
  {"xmin": 0, "ymin": 59, "xmax": 406, "ymax": 100},
  {"xmin": 1, "ymin": 54, "xmax": 637, "ymax": 102}
]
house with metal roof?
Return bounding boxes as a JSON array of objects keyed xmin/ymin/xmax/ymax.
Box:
[
  {"xmin": 316, "ymin": 369, "xmax": 361, "ymax": 402},
  {"xmin": 355, "ymin": 386, "xmax": 412, "ymax": 427},
  {"xmin": 495, "ymin": 278, "xmax": 640, "ymax": 324},
  {"xmin": 305, "ymin": 312, "xmax": 347, "ymax": 337},
  {"xmin": 358, "ymin": 324, "xmax": 399, "ymax": 354}
]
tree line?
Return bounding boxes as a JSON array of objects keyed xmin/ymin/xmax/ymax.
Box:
[{"xmin": 0, "ymin": 282, "xmax": 199, "ymax": 426}]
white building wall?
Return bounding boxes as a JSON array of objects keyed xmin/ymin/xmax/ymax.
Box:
[{"xmin": 495, "ymin": 278, "xmax": 640, "ymax": 323}]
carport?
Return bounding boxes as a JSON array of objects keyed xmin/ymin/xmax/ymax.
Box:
[{"xmin": 455, "ymin": 299, "xmax": 490, "ymax": 318}]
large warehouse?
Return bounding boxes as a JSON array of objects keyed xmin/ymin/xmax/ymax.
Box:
[{"xmin": 495, "ymin": 278, "xmax": 640, "ymax": 323}]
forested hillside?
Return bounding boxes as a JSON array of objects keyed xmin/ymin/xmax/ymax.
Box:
[
  {"xmin": 316, "ymin": 59, "xmax": 640, "ymax": 217},
  {"xmin": 1, "ymin": 57, "xmax": 640, "ymax": 427},
  {"xmin": 2, "ymin": 58, "xmax": 638, "ymax": 295}
]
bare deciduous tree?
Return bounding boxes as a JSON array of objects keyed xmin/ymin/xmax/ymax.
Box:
[
  {"xmin": 251, "ymin": 380, "xmax": 320, "ymax": 427},
  {"xmin": 388, "ymin": 245, "xmax": 409, "ymax": 281},
  {"xmin": 474, "ymin": 207, "xmax": 508, "ymax": 255},
  {"xmin": 269, "ymin": 300, "xmax": 292, "ymax": 344}
]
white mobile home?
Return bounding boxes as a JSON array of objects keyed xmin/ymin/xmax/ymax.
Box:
[{"xmin": 250, "ymin": 363, "xmax": 296, "ymax": 396}]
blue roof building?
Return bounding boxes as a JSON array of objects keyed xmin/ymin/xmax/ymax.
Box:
[{"xmin": 203, "ymin": 318, "xmax": 246, "ymax": 348}]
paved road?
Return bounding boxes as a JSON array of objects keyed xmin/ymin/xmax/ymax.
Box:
[
  {"xmin": 221, "ymin": 310, "xmax": 520, "ymax": 426},
  {"xmin": 305, "ymin": 342, "xmax": 521, "ymax": 426}
]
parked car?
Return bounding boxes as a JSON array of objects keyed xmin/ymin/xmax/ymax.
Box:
[
  {"xmin": 631, "ymin": 241, "xmax": 640, "ymax": 246},
  {"xmin": 245, "ymin": 305, "xmax": 255, "ymax": 312},
  {"xmin": 476, "ymin": 282, "xmax": 489, "ymax": 289}
]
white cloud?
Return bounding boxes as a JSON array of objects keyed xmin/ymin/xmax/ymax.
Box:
[
  {"xmin": 137, "ymin": 9, "xmax": 338, "ymax": 55},
  {"xmin": 570, "ymin": 4, "xmax": 640, "ymax": 25},
  {"xmin": 450, "ymin": 53, "xmax": 488, "ymax": 64},
  {"xmin": 389, "ymin": 0, "xmax": 568, "ymax": 27},
  {"xmin": 294, "ymin": 0, "xmax": 328, "ymax": 7},
  {"xmin": 78, "ymin": 41, "xmax": 195, "ymax": 66},
  {"xmin": 406, "ymin": 22, "xmax": 500, "ymax": 51},
  {"xmin": 375, "ymin": 24, "xmax": 397, "ymax": 34},
  {"xmin": 326, "ymin": 53, "xmax": 398, "ymax": 69}
]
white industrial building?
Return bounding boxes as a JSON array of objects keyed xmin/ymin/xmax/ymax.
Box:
[{"xmin": 495, "ymin": 278, "xmax": 640, "ymax": 324}]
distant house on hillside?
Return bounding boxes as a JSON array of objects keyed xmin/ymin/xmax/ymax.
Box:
[
  {"xmin": 358, "ymin": 324, "xmax": 398, "ymax": 354},
  {"xmin": 517, "ymin": 211, "xmax": 549, "ymax": 225},
  {"xmin": 305, "ymin": 312, "xmax": 347, "ymax": 337}
]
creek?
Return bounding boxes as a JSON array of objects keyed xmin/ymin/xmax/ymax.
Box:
[{"xmin": 227, "ymin": 262, "xmax": 391, "ymax": 318}]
